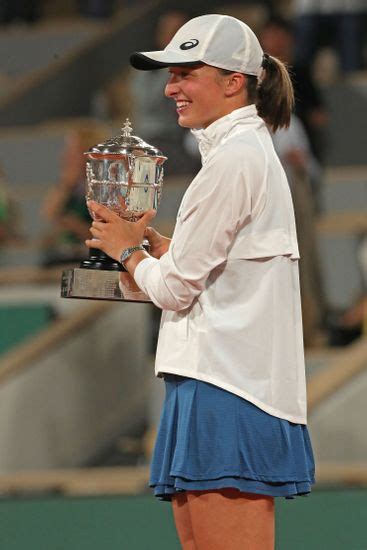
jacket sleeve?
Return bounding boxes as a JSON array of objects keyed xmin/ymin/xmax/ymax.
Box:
[{"xmin": 134, "ymin": 147, "xmax": 262, "ymax": 311}]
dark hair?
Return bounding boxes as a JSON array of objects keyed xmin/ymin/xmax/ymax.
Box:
[
  {"xmin": 219, "ymin": 54, "xmax": 294, "ymax": 132},
  {"xmin": 261, "ymin": 16, "xmax": 293, "ymax": 35}
]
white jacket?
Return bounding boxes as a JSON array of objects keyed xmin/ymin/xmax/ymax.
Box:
[{"xmin": 135, "ymin": 105, "xmax": 307, "ymax": 424}]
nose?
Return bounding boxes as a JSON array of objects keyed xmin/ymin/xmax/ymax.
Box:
[{"xmin": 165, "ymin": 73, "xmax": 179, "ymax": 98}]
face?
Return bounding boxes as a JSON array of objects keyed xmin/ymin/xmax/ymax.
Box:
[
  {"xmin": 259, "ymin": 24, "xmax": 292, "ymax": 61},
  {"xmin": 165, "ymin": 64, "xmax": 232, "ymax": 129}
]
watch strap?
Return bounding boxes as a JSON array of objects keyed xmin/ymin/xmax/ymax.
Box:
[{"xmin": 119, "ymin": 245, "xmax": 145, "ymax": 266}]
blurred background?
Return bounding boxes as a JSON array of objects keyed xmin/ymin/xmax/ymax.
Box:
[{"xmin": 0, "ymin": 0, "xmax": 366, "ymax": 548}]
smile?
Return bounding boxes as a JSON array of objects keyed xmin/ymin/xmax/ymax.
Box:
[{"xmin": 176, "ymin": 100, "xmax": 191, "ymax": 112}]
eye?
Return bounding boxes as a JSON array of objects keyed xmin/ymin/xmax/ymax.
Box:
[{"xmin": 167, "ymin": 69, "xmax": 191, "ymax": 83}]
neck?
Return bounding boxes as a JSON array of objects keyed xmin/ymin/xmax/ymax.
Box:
[
  {"xmin": 202, "ymin": 98, "xmax": 249, "ymax": 129},
  {"xmin": 222, "ymin": 92, "xmax": 249, "ymax": 118}
]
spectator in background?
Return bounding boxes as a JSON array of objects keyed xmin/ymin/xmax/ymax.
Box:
[
  {"xmin": 42, "ymin": 125, "xmax": 107, "ymax": 265},
  {"xmin": 293, "ymin": 0, "xmax": 366, "ymax": 73},
  {"xmin": 328, "ymin": 233, "xmax": 367, "ymax": 345},
  {"xmin": 129, "ymin": 10, "xmax": 200, "ymax": 176},
  {"xmin": 272, "ymin": 115, "xmax": 327, "ymax": 346},
  {"xmin": 259, "ymin": 17, "xmax": 328, "ymax": 169},
  {"xmin": 0, "ymin": 167, "xmax": 20, "ymax": 247},
  {"xmin": 259, "ymin": 18, "xmax": 328, "ymax": 212}
]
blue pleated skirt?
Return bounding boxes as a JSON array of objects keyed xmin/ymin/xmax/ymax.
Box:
[{"xmin": 150, "ymin": 375, "xmax": 315, "ymax": 501}]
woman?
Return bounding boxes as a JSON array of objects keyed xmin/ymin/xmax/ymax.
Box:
[
  {"xmin": 42, "ymin": 125, "xmax": 107, "ymax": 265},
  {"xmin": 0, "ymin": 167, "xmax": 20, "ymax": 247},
  {"xmin": 86, "ymin": 14, "xmax": 315, "ymax": 550}
]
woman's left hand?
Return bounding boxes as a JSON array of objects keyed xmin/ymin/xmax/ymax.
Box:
[{"xmin": 85, "ymin": 200, "xmax": 156, "ymax": 262}]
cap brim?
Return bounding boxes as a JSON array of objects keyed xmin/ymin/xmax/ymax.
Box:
[{"xmin": 130, "ymin": 51, "xmax": 201, "ymax": 71}]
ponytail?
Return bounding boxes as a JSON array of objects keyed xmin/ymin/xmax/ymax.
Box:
[
  {"xmin": 255, "ymin": 54, "xmax": 294, "ymax": 132},
  {"xmin": 217, "ymin": 55, "xmax": 294, "ymax": 131}
]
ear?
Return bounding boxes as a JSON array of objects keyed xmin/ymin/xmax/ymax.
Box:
[{"xmin": 224, "ymin": 73, "xmax": 246, "ymax": 97}]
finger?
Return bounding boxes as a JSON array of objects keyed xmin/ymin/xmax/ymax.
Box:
[
  {"xmin": 85, "ymin": 238, "xmax": 103, "ymax": 249},
  {"xmin": 144, "ymin": 226, "xmax": 160, "ymax": 241},
  {"xmin": 138, "ymin": 209, "xmax": 156, "ymax": 228},
  {"xmin": 87, "ymin": 200, "xmax": 118, "ymax": 223},
  {"xmin": 92, "ymin": 220, "xmax": 106, "ymax": 229},
  {"xmin": 89, "ymin": 227, "xmax": 102, "ymax": 237}
]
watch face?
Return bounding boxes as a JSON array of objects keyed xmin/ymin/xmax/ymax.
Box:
[
  {"xmin": 120, "ymin": 245, "xmax": 143, "ymax": 264},
  {"xmin": 120, "ymin": 249, "xmax": 131, "ymax": 262}
]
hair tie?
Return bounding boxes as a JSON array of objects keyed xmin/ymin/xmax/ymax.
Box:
[{"xmin": 261, "ymin": 53, "xmax": 270, "ymax": 69}]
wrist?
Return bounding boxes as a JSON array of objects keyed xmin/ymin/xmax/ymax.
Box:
[
  {"xmin": 119, "ymin": 244, "xmax": 145, "ymax": 267},
  {"xmin": 123, "ymin": 249, "xmax": 149, "ymax": 275}
]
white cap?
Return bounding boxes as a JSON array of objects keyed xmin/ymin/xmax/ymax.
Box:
[{"xmin": 130, "ymin": 14, "xmax": 264, "ymax": 77}]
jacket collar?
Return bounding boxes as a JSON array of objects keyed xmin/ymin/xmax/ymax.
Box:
[{"xmin": 191, "ymin": 104, "xmax": 262, "ymax": 164}]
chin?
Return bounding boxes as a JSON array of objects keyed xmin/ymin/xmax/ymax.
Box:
[
  {"xmin": 177, "ymin": 118, "xmax": 193, "ymax": 128},
  {"xmin": 178, "ymin": 116, "xmax": 197, "ymax": 129}
]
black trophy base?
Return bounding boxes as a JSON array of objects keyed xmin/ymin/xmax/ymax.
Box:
[
  {"xmin": 79, "ymin": 248, "xmax": 124, "ymax": 272},
  {"xmin": 60, "ymin": 248, "xmax": 151, "ymax": 302}
]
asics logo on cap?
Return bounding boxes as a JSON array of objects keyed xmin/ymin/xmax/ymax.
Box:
[{"xmin": 180, "ymin": 39, "xmax": 199, "ymax": 50}]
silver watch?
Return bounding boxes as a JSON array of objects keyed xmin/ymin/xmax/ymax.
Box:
[{"xmin": 119, "ymin": 245, "xmax": 145, "ymax": 266}]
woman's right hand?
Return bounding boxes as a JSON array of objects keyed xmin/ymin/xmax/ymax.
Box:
[{"xmin": 144, "ymin": 226, "xmax": 171, "ymax": 259}]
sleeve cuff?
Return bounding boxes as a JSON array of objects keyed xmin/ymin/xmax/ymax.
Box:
[{"xmin": 134, "ymin": 256, "xmax": 159, "ymax": 292}]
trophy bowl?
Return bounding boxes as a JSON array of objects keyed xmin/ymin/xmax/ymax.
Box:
[{"xmin": 60, "ymin": 119, "xmax": 167, "ymax": 302}]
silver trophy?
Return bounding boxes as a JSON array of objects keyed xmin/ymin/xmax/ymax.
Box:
[{"xmin": 61, "ymin": 119, "xmax": 167, "ymax": 302}]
